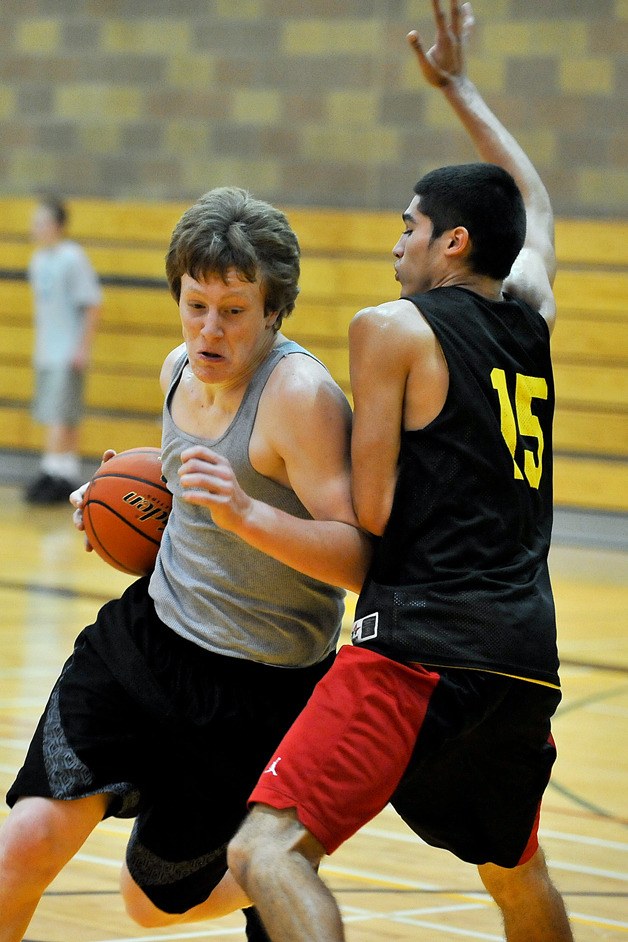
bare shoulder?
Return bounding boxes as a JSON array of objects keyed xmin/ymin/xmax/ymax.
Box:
[
  {"xmin": 160, "ymin": 342, "xmax": 187, "ymax": 393},
  {"xmin": 254, "ymin": 346, "xmax": 352, "ymax": 482},
  {"xmin": 350, "ymin": 299, "xmax": 436, "ymax": 353},
  {"xmin": 268, "ymin": 347, "xmax": 350, "ymax": 413},
  {"xmin": 349, "ymin": 298, "xmax": 448, "ymax": 431}
]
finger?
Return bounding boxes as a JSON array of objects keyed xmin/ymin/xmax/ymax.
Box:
[
  {"xmin": 431, "ymin": 0, "xmax": 446, "ymax": 27},
  {"xmin": 179, "ymin": 448, "xmax": 223, "ymax": 472},
  {"xmin": 180, "ymin": 452, "xmax": 231, "ymax": 482},
  {"xmin": 450, "ymin": 0, "xmax": 462, "ymax": 36},
  {"xmin": 101, "ymin": 448, "xmax": 116, "ymax": 463},
  {"xmin": 179, "ymin": 468, "xmax": 226, "ymax": 492},
  {"xmin": 178, "ymin": 460, "xmax": 227, "ymax": 485},
  {"xmin": 179, "ymin": 483, "xmax": 227, "ymax": 507},
  {"xmin": 69, "ymin": 482, "xmax": 89, "ymax": 508},
  {"xmin": 407, "ymin": 30, "xmax": 431, "ymax": 69},
  {"xmin": 461, "ymin": 1, "xmax": 475, "ymax": 39}
]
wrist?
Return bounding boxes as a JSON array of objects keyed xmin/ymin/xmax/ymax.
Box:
[
  {"xmin": 441, "ymin": 72, "xmax": 473, "ymax": 98},
  {"xmin": 233, "ymin": 495, "xmax": 265, "ymax": 541}
]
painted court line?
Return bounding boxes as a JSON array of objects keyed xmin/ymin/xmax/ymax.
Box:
[
  {"xmin": 540, "ymin": 828, "xmax": 628, "ymax": 852},
  {"xmin": 550, "ymin": 859, "xmax": 628, "ymax": 882},
  {"xmin": 90, "ymin": 931, "xmax": 242, "ymax": 942},
  {"xmin": 339, "ymin": 904, "xmax": 501, "ymax": 940},
  {"xmin": 386, "ymin": 915, "xmax": 500, "ymax": 940},
  {"xmin": 363, "ymin": 822, "xmax": 628, "ymax": 854},
  {"xmin": 568, "ymin": 911, "xmax": 628, "ymax": 930},
  {"xmin": 322, "ymin": 859, "xmax": 628, "ymax": 933}
]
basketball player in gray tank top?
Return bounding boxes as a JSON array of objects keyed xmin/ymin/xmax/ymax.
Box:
[{"xmin": 0, "ymin": 187, "xmax": 372, "ymax": 942}]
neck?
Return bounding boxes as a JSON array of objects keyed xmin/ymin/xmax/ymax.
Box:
[
  {"xmin": 436, "ymin": 272, "xmax": 503, "ymax": 301},
  {"xmin": 197, "ymin": 330, "xmax": 283, "ymax": 406},
  {"xmin": 39, "ymin": 235, "xmax": 64, "ymax": 249}
]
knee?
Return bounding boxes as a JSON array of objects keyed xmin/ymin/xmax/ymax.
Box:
[
  {"xmin": 479, "ymin": 847, "xmax": 549, "ymax": 909},
  {"xmin": 122, "ymin": 893, "xmax": 174, "ymax": 928},
  {"xmin": 229, "ymin": 806, "xmax": 324, "ymax": 898},
  {"xmin": 228, "ymin": 815, "xmax": 264, "ymax": 893},
  {"xmin": 228, "ymin": 807, "xmax": 293, "ymax": 894},
  {"xmin": 120, "ymin": 866, "xmax": 177, "ymax": 928},
  {"xmin": 0, "ymin": 801, "xmax": 65, "ymax": 886}
]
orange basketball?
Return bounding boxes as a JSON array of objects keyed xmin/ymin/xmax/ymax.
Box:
[{"xmin": 82, "ymin": 447, "xmax": 172, "ymax": 576}]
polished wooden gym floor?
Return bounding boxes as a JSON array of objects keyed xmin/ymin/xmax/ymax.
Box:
[{"xmin": 0, "ymin": 480, "xmax": 626, "ymax": 941}]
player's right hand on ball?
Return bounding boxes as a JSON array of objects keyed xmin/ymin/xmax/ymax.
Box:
[{"xmin": 70, "ymin": 449, "xmax": 117, "ymax": 550}]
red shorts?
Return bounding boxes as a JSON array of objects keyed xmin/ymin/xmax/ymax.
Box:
[{"xmin": 249, "ymin": 646, "xmax": 559, "ymax": 867}]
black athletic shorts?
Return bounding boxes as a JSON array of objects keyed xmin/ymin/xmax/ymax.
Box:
[
  {"xmin": 250, "ymin": 646, "xmax": 560, "ymax": 867},
  {"xmin": 7, "ymin": 577, "xmax": 334, "ymax": 914}
]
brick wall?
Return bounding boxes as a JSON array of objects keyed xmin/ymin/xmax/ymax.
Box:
[{"xmin": 0, "ymin": 0, "xmax": 625, "ymax": 216}]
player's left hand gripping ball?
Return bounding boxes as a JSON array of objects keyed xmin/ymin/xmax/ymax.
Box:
[{"xmin": 82, "ymin": 447, "xmax": 172, "ymax": 575}]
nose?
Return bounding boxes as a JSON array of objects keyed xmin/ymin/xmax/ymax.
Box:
[
  {"xmin": 392, "ymin": 238, "xmax": 404, "ymax": 259},
  {"xmin": 200, "ymin": 309, "xmax": 223, "ymax": 337}
]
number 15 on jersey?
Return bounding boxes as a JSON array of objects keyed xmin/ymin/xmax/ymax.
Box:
[{"xmin": 491, "ymin": 368, "xmax": 548, "ymax": 489}]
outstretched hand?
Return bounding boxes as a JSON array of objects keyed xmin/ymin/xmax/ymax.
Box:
[{"xmin": 408, "ymin": 0, "xmax": 474, "ymax": 88}]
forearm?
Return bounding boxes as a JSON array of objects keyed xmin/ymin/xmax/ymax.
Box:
[
  {"xmin": 449, "ymin": 78, "xmax": 547, "ymax": 197},
  {"xmin": 76, "ymin": 304, "xmax": 101, "ymax": 362},
  {"xmin": 442, "ymin": 76, "xmax": 554, "ymax": 261},
  {"xmin": 352, "ymin": 460, "xmax": 398, "ymax": 537},
  {"xmin": 235, "ymin": 500, "xmax": 373, "ymax": 594}
]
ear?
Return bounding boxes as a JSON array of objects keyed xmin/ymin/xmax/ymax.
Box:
[
  {"xmin": 265, "ymin": 310, "xmax": 280, "ymax": 330},
  {"xmin": 443, "ymin": 226, "xmax": 471, "ymax": 258}
]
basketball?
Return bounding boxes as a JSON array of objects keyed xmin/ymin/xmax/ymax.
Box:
[{"xmin": 82, "ymin": 447, "xmax": 172, "ymax": 576}]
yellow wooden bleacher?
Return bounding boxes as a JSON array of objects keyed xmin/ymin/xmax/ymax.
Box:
[{"xmin": 0, "ymin": 197, "xmax": 626, "ymax": 513}]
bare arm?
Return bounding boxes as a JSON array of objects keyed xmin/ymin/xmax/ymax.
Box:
[
  {"xmin": 179, "ymin": 358, "xmax": 373, "ymax": 593},
  {"xmin": 349, "ymin": 301, "xmax": 446, "ymax": 536},
  {"xmin": 180, "ymin": 456, "xmax": 372, "ymax": 593},
  {"xmin": 349, "ymin": 307, "xmax": 407, "ymax": 536},
  {"xmin": 72, "ymin": 302, "xmax": 101, "ymax": 370},
  {"xmin": 410, "ymin": 0, "xmax": 556, "ymax": 326}
]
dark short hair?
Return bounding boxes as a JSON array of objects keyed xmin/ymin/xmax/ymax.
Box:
[
  {"xmin": 166, "ymin": 187, "xmax": 300, "ymax": 330},
  {"xmin": 414, "ymin": 163, "xmax": 526, "ymax": 280},
  {"xmin": 38, "ymin": 196, "xmax": 67, "ymax": 228}
]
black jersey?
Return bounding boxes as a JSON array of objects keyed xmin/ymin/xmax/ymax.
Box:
[{"xmin": 353, "ymin": 286, "xmax": 559, "ymax": 687}]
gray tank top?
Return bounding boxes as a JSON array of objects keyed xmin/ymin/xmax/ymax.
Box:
[{"xmin": 149, "ymin": 339, "xmax": 345, "ymax": 667}]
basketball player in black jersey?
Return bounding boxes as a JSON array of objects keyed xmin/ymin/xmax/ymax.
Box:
[{"xmin": 229, "ymin": 2, "xmax": 574, "ymax": 940}]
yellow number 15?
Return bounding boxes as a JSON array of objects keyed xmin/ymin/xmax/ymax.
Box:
[{"xmin": 490, "ymin": 368, "xmax": 548, "ymax": 489}]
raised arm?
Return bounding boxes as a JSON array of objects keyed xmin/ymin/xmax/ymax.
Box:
[{"xmin": 410, "ymin": 0, "xmax": 556, "ymax": 326}]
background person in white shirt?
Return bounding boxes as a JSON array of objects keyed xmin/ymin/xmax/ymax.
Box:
[{"xmin": 24, "ymin": 196, "xmax": 102, "ymax": 503}]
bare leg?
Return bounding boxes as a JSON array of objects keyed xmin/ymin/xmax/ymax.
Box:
[
  {"xmin": 0, "ymin": 794, "xmax": 109, "ymax": 942},
  {"xmin": 44, "ymin": 422, "xmax": 79, "ymax": 456},
  {"xmin": 229, "ymin": 806, "xmax": 345, "ymax": 942},
  {"xmin": 478, "ymin": 847, "xmax": 573, "ymax": 942},
  {"xmin": 120, "ymin": 863, "xmax": 252, "ymax": 927}
]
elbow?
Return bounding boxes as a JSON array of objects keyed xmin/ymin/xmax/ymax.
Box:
[
  {"xmin": 352, "ymin": 481, "xmax": 395, "ymax": 538},
  {"xmin": 356, "ymin": 506, "xmax": 388, "ymax": 538},
  {"xmin": 346, "ymin": 530, "xmax": 376, "ymax": 595}
]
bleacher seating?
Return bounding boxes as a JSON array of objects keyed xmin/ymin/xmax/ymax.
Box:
[{"xmin": 0, "ymin": 197, "xmax": 626, "ymax": 512}]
